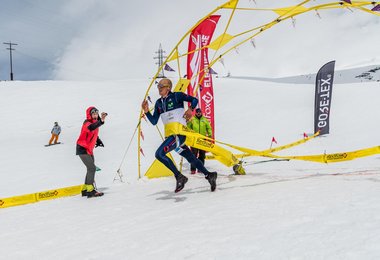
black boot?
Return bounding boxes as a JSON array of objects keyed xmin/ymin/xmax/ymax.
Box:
[
  {"xmin": 81, "ymin": 190, "xmax": 88, "ymax": 197},
  {"xmin": 175, "ymin": 174, "xmax": 188, "ymax": 193},
  {"xmin": 87, "ymin": 190, "xmax": 104, "ymax": 198},
  {"xmin": 206, "ymin": 172, "xmax": 217, "ymax": 192}
]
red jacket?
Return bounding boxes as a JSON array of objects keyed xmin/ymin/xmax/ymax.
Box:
[{"xmin": 76, "ymin": 106, "xmax": 102, "ymax": 155}]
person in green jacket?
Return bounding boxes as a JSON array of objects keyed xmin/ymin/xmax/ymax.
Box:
[{"xmin": 187, "ymin": 108, "xmax": 213, "ymax": 174}]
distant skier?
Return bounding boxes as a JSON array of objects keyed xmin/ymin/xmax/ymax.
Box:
[
  {"xmin": 141, "ymin": 78, "xmax": 217, "ymax": 192},
  {"xmin": 187, "ymin": 108, "xmax": 212, "ymax": 174},
  {"xmin": 48, "ymin": 122, "xmax": 61, "ymax": 145},
  {"xmin": 76, "ymin": 107, "xmax": 107, "ymax": 198}
]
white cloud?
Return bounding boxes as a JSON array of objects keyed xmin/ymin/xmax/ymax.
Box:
[
  {"xmin": 53, "ymin": 0, "xmax": 380, "ymax": 80},
  {"xmin": 1, "ymin": 0, "xmax": 379, "ymax": 80},
  {"xmin": 53, "ymin": 0, "xmax": 220, "ymax": 80}
]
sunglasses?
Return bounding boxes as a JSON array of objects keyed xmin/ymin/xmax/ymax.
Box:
[
  {"xmin": 90, "ymin": 108, "xmax": 99, "ymax": 114},
  {"xmin": 157, "ymin": 83, "xmax": 170, "ymax": 88}
]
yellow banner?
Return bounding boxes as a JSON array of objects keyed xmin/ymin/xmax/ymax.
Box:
[
  {"xmin": 0, "ymin": 185, "xmax": 83, "ymax": 209},
  {"xmin": 37, "ymin": 185, "xmax": 83, "ymax": 201},
  {"xmin": 268, "ymin": 145, "xmax": 380, "ymax": 163},
  {"xmin": 165, "ymin": 122, "xmax": 240, "ymax": 167},
  {"xmin": 0, "ymin": 194, "xmax": 36, "ymax": 209},
  {"xmin": 163, "ymin": 122, "xmax": 380, "ymax": 167}
]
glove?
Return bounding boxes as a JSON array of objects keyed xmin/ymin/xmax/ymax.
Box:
[{"xmin": 95, "ymin": 138, "xmax": 104, "ymax": 148}]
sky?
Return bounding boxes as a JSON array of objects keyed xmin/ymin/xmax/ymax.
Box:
[{"xmin": 0, "ymin": 0, "xmax": 379, "ymax": 81}]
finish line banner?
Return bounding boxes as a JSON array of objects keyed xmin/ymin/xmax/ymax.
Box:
[{"xmin": 314, "ymin": 60, "xmax": 335, "ymax": 135}]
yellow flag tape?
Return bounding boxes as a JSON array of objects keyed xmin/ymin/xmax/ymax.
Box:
[
  {"xmin": 206, "ymin": 132, "xmax": 320, "ymax": 160},
  {"xmin": 208, "ymin": 142, "xmax": 380, "ymax": 164},
  {"xmin": 162, "ymin": 122, "xmax": 380, "ymax": 166},
  {"xmin": 0, "ymin": 185, "xmax": 83, "ymax": 209},
  {"xmin": 164, "ymin": 123, "xmax": 319, "ymax": 167},
  {"xmin": 165, "ymin": 122, "xmax": 240, "ymax": 167},
  {"xmin": 265, "ymin": 145, "xmax": 380, "ymax": 164},
  {"xmin": 200, "ymin": 126, "xmax": 379, "ymax": 164}
]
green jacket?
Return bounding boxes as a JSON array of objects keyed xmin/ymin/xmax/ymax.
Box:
[{"xmin": 187, "ymin": 116, "xmax": 212, "ymax": 137}]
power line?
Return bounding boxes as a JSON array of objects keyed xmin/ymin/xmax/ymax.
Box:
[
  {"xmin": 153, "ymin": 43, "xmax": 167, "ymax": 78},
  {"xmin": 3, "ymin": 41, "xmax": 18, "ymax": 80}
]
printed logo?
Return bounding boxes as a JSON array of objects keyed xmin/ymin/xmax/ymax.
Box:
[
  {"xmin": 202, "ymin": 92, "xmax": 214, "ymax": 120},
  {"xmin": 0, "ymin": 200, "xmax": 4, "ymax": 206},
  {"xmin": 202, "ymin": 92, "xmax": 213, "ymax": 104},
  {"xmin": 38, "ymin": 190, "xmax": 59, "ymax": 199},
  {"xmin": 315, "ymin": 65, "xmax": 334, "ymax": 134},
  {"xmin": 167, "ymin": 101, "xmax": 174, "ymax": 110},
  {"xmin": 196, "ymin": 138, "xmax": 214, "ymax": 149},
  {"xmin": 326, "ymin": 153, "xmax": 347, "ymax": 160}
]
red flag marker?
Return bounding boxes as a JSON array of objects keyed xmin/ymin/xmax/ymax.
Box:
[
  {"xmin": 140, "ymin": 131, "xmax": 145, "ymax": 141},
  {"xmin": 270, "ymin": 136, "xmax": 277, "ymax": 149}
]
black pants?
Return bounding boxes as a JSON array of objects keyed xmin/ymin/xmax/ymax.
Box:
[
  {"xmin": 190, "ymin": 148, "xmax": 206, "ymax": 171},
  {"xmin": 79, "ymin": 154, "xmax": 96, "ymax": 185},
  {"xmin": 155, "ymin": 135, "xmax": 210, "ymax": 177}
]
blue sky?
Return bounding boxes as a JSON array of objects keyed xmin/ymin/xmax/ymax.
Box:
[{"xmin": 1, "ymin": 0, "xmax": 379, "ymax": 81}]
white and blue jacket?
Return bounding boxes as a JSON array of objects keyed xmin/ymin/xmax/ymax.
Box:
[{"xmin": 145, "ymin": 91, "xmax": 198, "ymax": 128}]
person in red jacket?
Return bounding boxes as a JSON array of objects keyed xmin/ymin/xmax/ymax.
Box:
[{"xmin": 76, "ymin": 106, "xmax": 107, "ymax": 198}]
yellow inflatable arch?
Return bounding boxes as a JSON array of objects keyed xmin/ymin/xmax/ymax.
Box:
[{"xmin": 119, "ymin": 0, "xmax": 380, "ymax": 179}]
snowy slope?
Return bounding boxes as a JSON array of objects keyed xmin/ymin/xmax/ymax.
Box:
[
  {"xmin": 228, "ymin": 64, "xmax": 380, "ymax": 84},
  {"xmin": 1, "ymin": 78, "xmax": 380, "ymax": 259}
]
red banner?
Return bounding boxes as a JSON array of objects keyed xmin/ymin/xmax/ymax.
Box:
[{"xmin": 187, "ymin": 15, "xmax": 220, "ymax": 139}]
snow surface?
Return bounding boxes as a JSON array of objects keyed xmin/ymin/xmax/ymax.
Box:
[
  {"xmin": 228, "ymin": 64, "xmax": 380, "ymax": 84},
  {"xmin": 1, "ymin": 78, "xmax": 380, "ymax": 259}
]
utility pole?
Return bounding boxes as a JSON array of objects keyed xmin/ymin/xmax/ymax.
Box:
[
  {"xmin": 153, "ymin": 43, "xmax": 167, "ymax": 78},
  {"xmin": 3, "ymin": 41, "xmax": 18, "ymax": 81}
]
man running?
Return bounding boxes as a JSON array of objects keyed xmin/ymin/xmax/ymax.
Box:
[{"xmin": 141, "ymin": 78, "xmax": 217, "ymax": 192}]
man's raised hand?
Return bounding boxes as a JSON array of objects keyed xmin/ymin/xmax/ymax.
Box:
[{"xmin": 142, "ymin": 100, "xmax": 149, "ymax": 113}]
